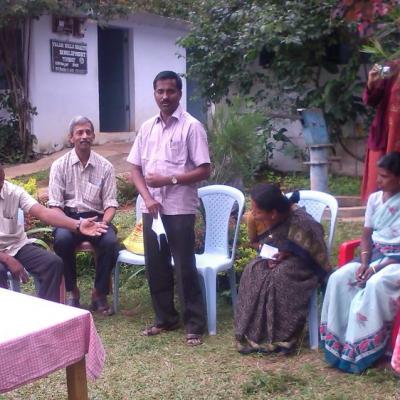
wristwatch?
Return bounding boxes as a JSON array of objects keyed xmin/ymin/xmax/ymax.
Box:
[{"xmin": 171, "ymin": 176, "xmax": 178, "ymax": 185}]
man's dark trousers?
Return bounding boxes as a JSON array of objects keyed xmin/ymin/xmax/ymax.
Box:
[
  {"xmin": 53, "ymin": 213, "xmax": 119, "ymax": 295},
  {"xmin": 0, "ymin": 244, "xmax": 63, "ymax": 302},
  {"xmin": 143, "ymin": 213, "xmax": 206, "ymax": 335}
]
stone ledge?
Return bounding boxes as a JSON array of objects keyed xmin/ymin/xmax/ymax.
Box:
[
  {"xmin": 337, "ymin": 206, "xmax": 365, "ymax": 219},
  {"xmin": 335, "ymin": 195, "xmax": 362, "ymax": 208}
]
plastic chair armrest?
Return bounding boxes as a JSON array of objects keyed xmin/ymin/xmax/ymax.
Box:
[{"xmin": 338, "ymin": 239, "xmax": 361, "ymax": 267}]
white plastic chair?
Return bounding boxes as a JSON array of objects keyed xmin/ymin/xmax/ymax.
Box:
[
  {"xmin": 196, "ymin": 184, "xmax": 245, "ymax": 335},
  {"xmin": 112, "ymin": 195, "xmax": 145, "ymax": 312},
  {"xmin": 286, "ymin": 190, "xmax": 338, "ymax": 349}
]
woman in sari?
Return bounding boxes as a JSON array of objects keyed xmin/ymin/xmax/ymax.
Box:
[
  {"xmin": 235, "ymin": 184, "xmax": 329, "ymax": 354},
  {"xmin": 321, "ymin": 151, "xmax": 400, "ymax": 373}
]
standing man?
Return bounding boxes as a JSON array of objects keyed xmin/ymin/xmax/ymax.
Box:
[
  {"xmin": 127, "ymin": 71, "xmax": 211, "ymax": 346},
  {"xmin": 48, "ymin": 116, "xmax": 119, "ymax": 315},
  {"xmin": 0, "ymin": 164, "xmax": 107, "ymax": 302}
]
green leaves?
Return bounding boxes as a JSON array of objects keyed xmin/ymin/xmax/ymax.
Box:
[
  {"xmin": 179, "ymin": 0, "xmax": 377, "ymax": 146},
  {"xmin": 0, "ymin": 0, "xmax": 138, "ymax": 28},
  {"xmin": 207, "ymin": 97, "xmax": 268, "ymax": 185},
  {"xmin": 180, "ymin": 0, "xmax": 350, "ymax": 104},
  {"xmin": 361, "ymin": 37, "xmax": 400, "ymax": 62}
]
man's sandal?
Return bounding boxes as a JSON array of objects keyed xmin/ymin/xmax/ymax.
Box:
[
  {"xmin": 142, "ymin": 323, "xmax": 180, "ymax": 337},
  {"xmin": 186, "ymin": 333, "xmax": 203, "ymax": 346},
  {"xmin": 90, "ymin": 298, "xmax": 114, "ymax": 316},
  {"xmin": 236, "ymin": 340, "xmax": 257, "ymax": 355}
]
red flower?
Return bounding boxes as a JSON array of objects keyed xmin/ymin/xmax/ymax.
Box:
[
  {"xmin": 374, "ymin": 333, "xmax": 383, "ymax": 346},
  {"xmin": 359, "ymin": 339, "xmax": 370, "ymax": 352},
  {"xmin": 357, "ymin": 312, "xmax": 368, "ymax": 322}
]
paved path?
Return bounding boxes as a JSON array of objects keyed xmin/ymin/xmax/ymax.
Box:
[{"xmin": 4, "ymin": 142, "xmax": 132, "ymax": 179}]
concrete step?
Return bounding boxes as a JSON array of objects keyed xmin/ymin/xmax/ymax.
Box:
[
  {"xmin": 323, "ymin": 205, "xmax": 365, "ymax": 221},
  {"xmin": 336, "ymin": 196, "xmax": 365, "ymax": 219},
  {"xmin": 335, "ymin": 195, "xmax": 362, "ymax": 208},
  {"xmin": 337, "ymin": 205, "xmax": 365, "ymax": 219},
  {"xmin": 338, "ymin": 216, "xmax": 365, "ymax": 223},
  {"xmin": 319, "ymin": 195, "xmax": 365, "ymax": 221}
]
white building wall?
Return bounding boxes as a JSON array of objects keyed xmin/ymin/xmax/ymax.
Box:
[
  {"xmin": 29, "ymin": 15, "xmax": 100, "ymax": 153},
  {"xmin": 28, "ymin": 13, "xmax": 188, "ymax": 154},
  {"xmin": 132, "ymin": 24, "xmax": 187, "ymax": 129}
]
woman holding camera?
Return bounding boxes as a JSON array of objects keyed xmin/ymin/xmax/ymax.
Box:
[{"xmin": 361, "ymin": 60, "xmax": 400, "ymax": 202}]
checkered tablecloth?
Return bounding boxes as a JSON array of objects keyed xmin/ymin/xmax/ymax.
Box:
[{"xmin": 0, "ymin": 288, "xmax": 105, "ymax": 393}]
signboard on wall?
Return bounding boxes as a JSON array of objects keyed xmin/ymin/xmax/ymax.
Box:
[{"xmin": 50, "ymin": 39, "xmax": 87, "ymax": 74}]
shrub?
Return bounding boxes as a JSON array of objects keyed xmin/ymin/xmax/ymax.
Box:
[
  {"xmin": 117, "ymin": 175, "xmax": 137, "ymax": 206},
  {"xmin": 233, "ymin": 223, "xmax": 257, "ymax": 276},
  {"xmin": 207, "ymin": 97, "xmax": 268, "ymax": 186},
  {"xmin": 0, "ymin": 92, "xmax": 25, "ymax": 163},
  {"xmin": 10, "ymin": 177, "xmax": 38, "ymax": 197},
  {"xmin": 0, "ymin": 90, "xmax": 37, "ymax": 162}
]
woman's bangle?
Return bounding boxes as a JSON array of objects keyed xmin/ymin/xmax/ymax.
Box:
[
  {"xmin": 371, "ymin": 265, "xmax": 376, "ymax": 274},
  {"xmin": 361, "ymin": 250, "xmax": 369, "ymax": 255}
]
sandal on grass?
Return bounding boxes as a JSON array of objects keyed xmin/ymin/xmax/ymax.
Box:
[
  {"xmin": 90, "ymin": 298, "xmax": 114, "ymax": 316},
  {"xmin": 186, "ymin": 333, "xmax": 203, "ymax": 346},
  {"xmin": 142, "ymin": 322, "xmax": 180, "ymax": 337},
  {"xmin": 236, "ymin": 340, "xmax": 257, "ymax": 355}
]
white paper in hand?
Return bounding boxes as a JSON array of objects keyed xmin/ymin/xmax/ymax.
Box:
[
  {"xmin": 259, "ymin": 244, "xmax": 279, "ymax": 259},
  {"xmin": 152, "ymin": 213, "xmax": 167, "ymax": 249}
]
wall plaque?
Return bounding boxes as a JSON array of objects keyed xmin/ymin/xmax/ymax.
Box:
[{"xmin": 50, "ymin": 39, "xmax": 87, "ymax": 74}]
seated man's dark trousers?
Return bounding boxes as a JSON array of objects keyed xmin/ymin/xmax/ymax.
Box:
[
  {"xmin": 53, "ymin": 210, "xmax": 119, "ymax": 295},
  {"xmin": 142, "ymin": 213, "xmax": 206, "ymax": 335},
  {"xmin": 0, "ymin": 243, "xmax": 63, "ymax": 302}
]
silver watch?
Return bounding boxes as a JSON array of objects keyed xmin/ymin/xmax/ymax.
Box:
[{"xmin": 171, "ymin": 176, "xmax": 178, "ymax": 185}]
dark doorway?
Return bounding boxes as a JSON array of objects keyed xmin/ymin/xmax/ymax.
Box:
[
  {"xmin": 186, "ymin": 77, "xmax": 207, "ymax": 126},
  {"xmin": 98, "ymin": 27, "xmax": 130, "ymax": 132}
]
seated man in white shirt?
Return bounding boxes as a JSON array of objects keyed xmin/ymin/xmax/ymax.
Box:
[{"xmin": 0, "ymin": 165, "xmax": 107, "ymax": 302}]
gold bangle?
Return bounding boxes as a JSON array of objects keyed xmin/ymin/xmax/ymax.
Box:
[{"xmin": 371, "ymin": 265, "xmax": 376, "ymax": 274}]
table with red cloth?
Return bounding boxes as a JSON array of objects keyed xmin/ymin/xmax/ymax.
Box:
[{"xmin": 0, "ymin": 288, "xmax": 105, "ymax": 399}]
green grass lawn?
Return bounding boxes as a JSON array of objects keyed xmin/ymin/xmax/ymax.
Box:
[
  {"xmin": 256, "ymin": 172, "xmax": 361, "ymax": 196},
  {"xmin": 2, "ymin": 210, "xmax": 400, "ymax": 400}
]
